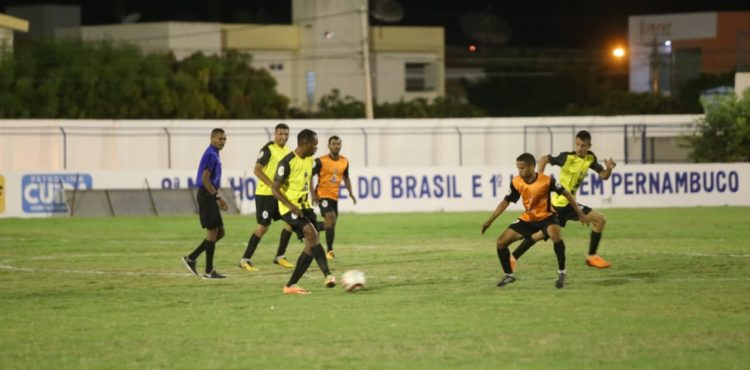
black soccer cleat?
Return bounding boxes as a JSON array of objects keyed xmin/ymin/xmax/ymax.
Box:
[
  {"xmin": 555, "ymin": 272, "xmax": 566, "ymax": 289},
  {"xmin": 202, "ymin": 270, "xmax": 226, "ymax": 279},
  {"xmin": 182, "ymin": 256, "xmax": 198, "ymax": 276},
  {"xmin": 497, "ymin": 274, "xmax": 516, "ymax": 287}
]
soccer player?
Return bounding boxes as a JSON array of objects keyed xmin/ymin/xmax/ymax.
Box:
[
  {"xmin": 311, "ymin": 135, "xmax": 357, "ymax": 260},
  {"xmin": 239, "ymin": 123, "xmax": 295, "ymax": 272},
  {"xmin": 273, "ymin": 129, "xmax": 336, "ymax": 294},
  {"xmin": 481, "ymin": 153, "xmax": 589, "ymax": 289},
  {"xmin": 512, "ymin": 130, "xmax": 616, "ymax": 269},
  {"xmin": 182, "ymin": 128, "xmax": 229, "ymax": 279}
]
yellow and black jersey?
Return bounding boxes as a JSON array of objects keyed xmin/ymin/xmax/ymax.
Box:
[
  {"xmin": 505, "ymin": 173, "xmax": 566, "ymax": 222},
  {"xmin": 548, "ymin": 151, "xmax": 604, "ymax": 207},
  {"xmin": 274, "ymin": 151, "xmax": 314, "ymax": 215},
  {"xmin": 312, "ymin": 155, "xmax": 350, "ymax": 200},
  {"xmin": 255, "ymin": 141, "xmax": 291, "ymax": 196}
]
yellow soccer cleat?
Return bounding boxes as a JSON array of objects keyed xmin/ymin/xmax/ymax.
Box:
[
  {"xmin": 274, "ymin": 257, "xmax": 294, "ymax": 269},
  {"xmin": 283, "ymin": 285, "xmax": 311, "ymax": 295},
  {"xmin": 238, "ymin": 260, "xmax": 259, "ymax": 272},
  {"xmin": 586, "ymin": 255, "xmax": 611, "ymax": 269},
  {"xmin": 324, "ymin": 274, "xmax": 337, "ymax": 288},
  {"xmin": 326, "ymin": 251, "xmax": 336, "ymax": 260}
]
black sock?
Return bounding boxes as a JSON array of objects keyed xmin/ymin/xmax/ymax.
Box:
[
  {"xmin": 553, "ymin": 240, "xmax": 566, "ymax": 271},
  {"xmin": 204, "ymin": 240, "xmax": 216, "ymax": 273},
  {"xmin": 589, "ymin": 231, "xmax": 602, "ymax": 255},
  {"xmin": 325, "ymin": 228, "xmax": 335, "ymax": 251},
  {"xmin": 316, "ymin": 221, "xmax": 325, "ymax": 231},
  {"xmin": 276, "ymin": 229, "xmax": 293, "ymax": 257},
  {"xmin": 287, "ymin": 252, "xmax": 314, "ymax": 286},
  {"xmin": 512, "ymin": 238, "xmax": 536, "ymax": 260},
  {"xmin": 311, "ymin": 244, "xmax": 331, "ymax": 276},
  {"xmin": 242, "ymin": 234, "xmax": 261, "ymax": 259},
  {"xmin": 188, "ymin": 240, "xmax": 207, "ymax": 261},
  {"xmin": 496, "ymin": 247, "xmax": 513, "ymax": 274}
]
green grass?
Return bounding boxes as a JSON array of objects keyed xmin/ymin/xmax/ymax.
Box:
[{"xmin": 1, "ymin": 207, "xmax": 749, "ymax": 369}]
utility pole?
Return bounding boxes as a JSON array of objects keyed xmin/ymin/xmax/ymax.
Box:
[
  {"xmin": 649, "ymin": 38, "xmax": 660, "ymax": 95},
  {"xmin": 360, "ymin": 6, "xmax": 374, "ymax": 119}
]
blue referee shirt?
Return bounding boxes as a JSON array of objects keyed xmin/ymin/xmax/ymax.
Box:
[{"xmin": 196, "ymin": 145, "xmax": 222, "ymax": 190}]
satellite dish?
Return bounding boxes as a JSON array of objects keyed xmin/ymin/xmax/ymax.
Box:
[
  {"xmin": 370, "ymin": 0, "xmax": 404, "ymax": 23},
  {"xmin": 459, "ymin": 11, "xmax": 511, "ymax": 45},
  {"xmin": 121, "ymin": 12, "xmax": 141, "ymax": 24}
]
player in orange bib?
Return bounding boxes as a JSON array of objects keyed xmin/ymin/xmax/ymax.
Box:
[
  {"xmin": 311, "ymin": 136, "xmax": 357, "ymax": 260},
  {"xmin": 481, "ymin": 153, "xmax": 589, "ymax": 289}
]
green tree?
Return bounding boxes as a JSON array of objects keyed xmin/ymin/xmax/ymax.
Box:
[{"xmin": 685, "ymin": 89, "xmax": 750, "ymax": 162}]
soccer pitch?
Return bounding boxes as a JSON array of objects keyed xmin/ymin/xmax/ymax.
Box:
[{"xmin": 1, "ymin": 207, "xmax": 749, "ymax": 369}]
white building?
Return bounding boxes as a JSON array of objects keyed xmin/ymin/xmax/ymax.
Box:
[
  {"xmin": 0, "ymin": 12, "xmax": 29, "ymax": 56},
  {"xmin": 54, "ymin": 0, "xmax": 444, "ymax": 112}
]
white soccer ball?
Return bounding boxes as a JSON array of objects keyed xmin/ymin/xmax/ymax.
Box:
[{"xmin": 341, "ymin": 270, "xmax": 366, "ymax": 292}]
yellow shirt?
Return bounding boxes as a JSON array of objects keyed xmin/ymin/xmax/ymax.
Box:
[
  {"xmin": 255, "ymin": 141, "xmax": 291, "ymax": 196},
  {"xmin": 548, "ymin": 151, "xmax": 604, "ymax": 207},
  {"xmin": 274, "ymin": 151, "xmax": 314, "ymax": 215}
]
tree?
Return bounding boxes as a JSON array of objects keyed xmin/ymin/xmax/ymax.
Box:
[{"xmin": 685, "ymin": 89, "xmax": 750, "ymax": 162}]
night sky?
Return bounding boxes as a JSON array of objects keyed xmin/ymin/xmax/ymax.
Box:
[{"xmin": 3, "ymin": 0, "xmax": 750, "ymax": 49}]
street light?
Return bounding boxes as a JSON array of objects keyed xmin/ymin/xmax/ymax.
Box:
[{"xmin": 612, "ymin": 47, "xmax": 626, "ymax": 59}]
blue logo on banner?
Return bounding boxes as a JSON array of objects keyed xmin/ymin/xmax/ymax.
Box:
[{"xmin": 22, "ymin": 174, "xmax": 93, "ymax": 213}]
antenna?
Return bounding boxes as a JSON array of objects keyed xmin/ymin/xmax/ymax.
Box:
[
  {"xmin": 121, "ymin": 12, "xmax": 141, "ymax": 24},
  {"xmin": 370, "ymin": 0, "xmax": 404, "ymax": 23},
  {"xmin": 459, "ymin": 11, "xmax": 511, "ymax": 45}
]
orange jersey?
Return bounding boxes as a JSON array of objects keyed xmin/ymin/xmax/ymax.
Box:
[
  {"xmin": 313, "ymin": 154, "xmax": 350, "ymax": 200},
  {"xmin": 504, "ymin": 172, "xmax": 566, "ymax": 222}
]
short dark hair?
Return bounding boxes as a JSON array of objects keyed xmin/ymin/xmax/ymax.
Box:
[
  {"xmin": 328, "ymin": 135, "xmax": 341, "ymax": 145},
  {"xmin": 298, "ymin": 129, "xmax": 317, "ymax": 144},
  {"xmin": 576, "ymin": 130, "xmax": 592, "ymax": 142},
  {"xmin": 275, "ymin": 123, "xmax": 289, "ymax": 131},
  {"xmin": 211, "ymin": 128, "xmax": 225, "ymax": 137},
  {"xmin": 516, "ymin": 152, "xmax": 536, "ymax": 166}
]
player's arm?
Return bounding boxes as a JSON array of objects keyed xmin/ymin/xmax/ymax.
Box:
[
  {"xmin": 253, "ymin": 146, "xmax": 274, "ymax": 188},
  {"xmin": 482, "ymin": 183, "xmax": 519, "ymax": 234},
  {"xmin": 597, "ymin": 158, "xmax": 616, "ymax": 180},
  {"xmin": 202, "ymin": 168, "xmax": 227, "ymax": 211},
  {"xmin": 537, "ymin": 154, "xmax": 550, "ymax": 173},
  {"xmin": 563, "ymin": 189, "xmax": 588, "ymax": 226},
  {"xmin": 343, "ymin": 164, "xmax": 356, "ymax": 205},
  {"xmin": 310, "ymin": 158, "xmax": 321, "ymax": 206}
]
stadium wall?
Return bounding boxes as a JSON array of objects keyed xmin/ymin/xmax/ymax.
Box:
[{"xmin": 1, "ymin": 163, "xmax": 748, "ymax": 218}]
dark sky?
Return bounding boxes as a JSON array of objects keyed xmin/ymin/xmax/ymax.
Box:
[{"xmin": 4, "ymin": 0, "xmax": 750, "ymax": 49}]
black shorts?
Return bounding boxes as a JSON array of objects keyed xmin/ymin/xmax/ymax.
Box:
[
  {"xmin": 508, "ymin": 215, "xmax": 559, "ymax": 240},
  {"xmin": 317, "ymin": 198, "xmax": 339, "ymax": 216},
  {"xmin": 197, "ymin": 189, "xmax": 223, "ymax": 229},
  {"xmin": 554, "ymin": 203, "xmax": 593, "ymax": 227},
  {"xmin": 281, "ymin": 208, "xmax": 318, "ymax": 240},
  {"xmin": 255, "ymin": 195, "xmax": 281, "ymax": 226}
]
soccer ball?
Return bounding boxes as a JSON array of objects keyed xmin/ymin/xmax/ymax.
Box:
[{"xmin": 341, "ymin": 270, "xmax": 366, "ymax": 292}]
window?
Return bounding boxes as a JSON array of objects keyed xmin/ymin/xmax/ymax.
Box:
[{"xmin": 405, "ymin": 63, "xmax": 435, "ymax": 92}]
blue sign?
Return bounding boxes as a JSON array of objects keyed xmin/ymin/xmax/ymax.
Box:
[{"xmin": 22, "ymin": 173, "xmax": 93, "ymax": 213}]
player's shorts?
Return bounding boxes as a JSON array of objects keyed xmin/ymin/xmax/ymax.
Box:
[
  {"xmin": 508, "ymin": 214, "xmax": 559, "ymax": 240},
  {"xmin": 317, "ymin": 197, "xmax": 339, "ymax": 216},
  {"xmin": 197, "ymin": 188, "xmax": 223, "ymax": 229},
  {"xmin": 255, "ymin": 194, "xmax": 281, "ymax": 226},
  {"xmin": 554, "ymin": 203, "xmax": 593, "ymax": 227},
  {"xmin": 281, "ymin": 208, "xmax": 318, "ymax": 240}
]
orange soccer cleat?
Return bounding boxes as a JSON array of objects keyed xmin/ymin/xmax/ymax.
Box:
[
  {"xmin": 283, "ymin": 285, "xmax": 311, "ymax": 295},
  {"xmin": 585, "ymin": 255, "xmax": 611, "ymax": 269}
]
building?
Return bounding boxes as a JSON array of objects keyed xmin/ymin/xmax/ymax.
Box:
[
  {"xmin": 52, "ymin": 0, "xmax": 443, "ymax": 112},
  {"xmin": 629, "ymin": 11, "xmax": 750, "ymax": 96},
  {"xmin": 0, "ymin": 12, "xmax": 29, "ymax": 56}
]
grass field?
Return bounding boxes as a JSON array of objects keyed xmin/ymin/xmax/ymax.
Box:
[{"xmin": 1, "ymin": 207, "xmax": 749, "ymax": 369}]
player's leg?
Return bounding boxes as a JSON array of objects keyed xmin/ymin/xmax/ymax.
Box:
[
  {"xmin": 201, "ymin": 204, "xmax": 225, "ymax": 279},
  {"xmin": 324, "ymin": 210, "xmax": 337, "ymax": 258},
  {"xmin": 240, "ymin": 196, "xmax": 272, "ymax": 271},
  {"xmin": 273, "ymin": 223, "xmax": 295, "ymax": 268},
  {"xmin": 302, "ymin": 210, "xmax": 336, "ymax": 287},
  {"xmin": 283, "ymin": 216, "xmax": 314, "ymax": 294},
  {"xmin": 184, "ymin": 190, "xmax": 213, "ymax": 277},
  {"xmin": 585, "ymin": 209, "xmax": 611, "ymax": 269},
  {"xmin": 496, "ymin": 226, "xmax": 524, "ymax": 287},
  {"xmin": 545, "ymin": 222, "xmax": 566, "ymax": 288}
]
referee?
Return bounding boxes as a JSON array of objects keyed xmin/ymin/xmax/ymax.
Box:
[{"xmin": 182, "ymin": 128, "xmax": 229, "ymax": 279}]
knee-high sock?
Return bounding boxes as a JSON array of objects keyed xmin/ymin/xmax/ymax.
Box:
[
  {"xmin": 512, "ymin": 238, "xmax": 536, "ymax": 260},
  {"xmin": 276, "ymin": 229, "xmax": 293, "ymax": 257},
  {"xmin": 325, "ymin": 228, "xmax": 335, "ymax": 251},
  {"xmin": 204, "ymin": 240, "xmax": 216, "ymax": 273},
  {"xmin": 188, "ymin": 240, "xmax": 207, "ymax": 261},
  {"xmin": 242, "ymin": 234, "xmax": 261, "ymax": 259},
  {"xmin": 553, "ymin": 240, "xmax": 566, "ymax": 271},
  {"xmin": 287, "ymin": 252, "xmax": 314, "ymax": 286},
  {"xmin": 497, "ymin": 247, "xmax": 513, "ymax": 274},
  {"xmin": 311, "ymin": 244, "xmax": 331, "ymax": 276},
  {"xmin": 589, "ymin": 231, "xmax": 602, "ymax": 255}
]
